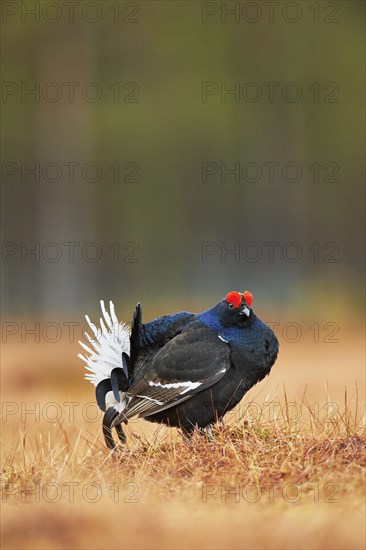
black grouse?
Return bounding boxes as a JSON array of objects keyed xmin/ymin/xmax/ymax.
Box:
[{"xmin": 78, "ymin": 291, "xmax": 279, "ymax": 448}]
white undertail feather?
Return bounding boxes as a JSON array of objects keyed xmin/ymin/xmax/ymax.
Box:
[{"xmin": 78, "ymin": 300, "xmax": 130, "ymax": 386}]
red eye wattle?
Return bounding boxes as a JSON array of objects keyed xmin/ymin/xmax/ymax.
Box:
[
  {"xmin": 243, "ymin": 290, "xmax": 253, "ymax": 308},
  {"xmin": 225, "ymin": 291, "xmax": 242, "ymax": 309}
]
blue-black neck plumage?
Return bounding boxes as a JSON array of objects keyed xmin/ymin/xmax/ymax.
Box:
[
  {"xmin": 197, "ymin": 304, "xmax": 255, "ymax": 346},
  {"xmin": 196, "ymin": 304, "xmax": 223, "ymax": 331}
]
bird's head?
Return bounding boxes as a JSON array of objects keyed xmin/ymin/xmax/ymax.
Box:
[{"xmin": 215, "ymin": 290, "xmax": 253, "ymax": 327}]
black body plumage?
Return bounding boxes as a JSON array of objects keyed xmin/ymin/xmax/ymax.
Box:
[{"xmin": 93, "ymin": 292, "xmax": 279, "ymax": 448}]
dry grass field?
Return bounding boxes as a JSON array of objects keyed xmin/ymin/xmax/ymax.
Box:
[{"xmin": 1, "ymin": 321, "xmax": 365, "ymax": 550}]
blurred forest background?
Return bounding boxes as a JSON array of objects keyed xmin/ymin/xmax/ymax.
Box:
[{"xmin": 1, "ymin": 0, "xmax": 364, "ymax": 322}]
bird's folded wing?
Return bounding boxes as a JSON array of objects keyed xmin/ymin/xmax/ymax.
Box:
[{"xmin": 120, "ymin": 327, "xmax": 231, "ymax": 420}]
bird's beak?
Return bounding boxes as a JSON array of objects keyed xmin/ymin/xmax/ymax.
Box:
[{"xmin": 239, "ymin": 304, "xmax": 251, "ymax": 317}]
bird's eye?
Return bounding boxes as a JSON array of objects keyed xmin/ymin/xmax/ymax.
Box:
[{"xmin": 228, "ymin": 303, "xmax": 234, "ymax": 309}]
